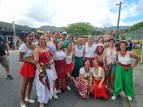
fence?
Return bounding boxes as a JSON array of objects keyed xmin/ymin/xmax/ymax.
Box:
[
  {"xmin": 125, "ymin": 27, "xmax": 143, "ymax": 40},
  {"xmin": 125, "ymin": 27, "xmax": 143, "ymax": 63}
]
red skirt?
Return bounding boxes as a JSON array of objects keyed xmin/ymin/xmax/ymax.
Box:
[
  {"xmin": 76, "ymin": 78, "xmax": 93, "ymax": 98},
  {"xmin": 20, "ymin": 62, "xmax": 36, "ymax": 77},
  {"xmin": 66, "ymin": 62, "xmax": 73, "ymax": 72},
  {"xmin": 54, "ymin": 60, "xmax": 66, "ymax": 89},
  {"xmin": 85, "ymin": 57, "xmax": 95, "ymax": 68},
  {"xmin": 92, "ymin": 80, "xmax": 108, "ymax": 99}
]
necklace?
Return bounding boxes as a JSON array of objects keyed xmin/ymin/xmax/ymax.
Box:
[
  {"xmin": 120, "ymin": 50, "xmax": 127, "ymax": 57},
  {"xmin": 40, "ymin": 46, "xmax": 46, "ymax": 49},
  {"xmin": 41, "ymin": 48, "xmax": 50, "ymax": 59},
  {"xmin": 84, "ymin": 67, "xmax": 90, "ymax": 78},
  {"xmin": 77, "ymin": 44, "xmax": 82, "ymax": 50},
  {"xmin": 88, "ymin": 44, "xmax": 93, "ymax": 51},
  {"xmin": 26, "ymin": 43, "xmax": 34, "ymax": 50},
  {"xmin": 67, "ymin": 50, "xmax": 72, "ymax": 55}
]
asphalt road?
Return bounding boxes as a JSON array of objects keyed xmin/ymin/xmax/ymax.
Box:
[{"xmin": 0, "ymin": 53, "xmax": 130, "ymax": 107}]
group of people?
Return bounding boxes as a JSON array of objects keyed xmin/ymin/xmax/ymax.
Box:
[{"xmin": 0, "ymin": 30, "xmax": 139, "ymax": 107}]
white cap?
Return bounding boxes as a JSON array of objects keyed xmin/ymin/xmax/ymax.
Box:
[{"xmin": 62, "ymin": 31, "xmax": 67, "ymax": 35}]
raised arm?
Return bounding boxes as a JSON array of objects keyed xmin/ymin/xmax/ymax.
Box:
[{"xmin": 14, "ymin": 35, "xmax": 24, "ymax": 44}]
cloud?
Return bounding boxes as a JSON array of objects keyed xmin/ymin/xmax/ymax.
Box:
[{"xmin": 0, "ymin": 0, "xmax": 143, "ymax": 28}]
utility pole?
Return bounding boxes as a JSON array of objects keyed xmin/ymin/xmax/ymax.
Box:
[{"xmin": 116, "ymin": 1, "xmax": 125, "ymax": 43}]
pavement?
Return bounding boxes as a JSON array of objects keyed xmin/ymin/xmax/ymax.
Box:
[{"xmin": 0, "ymin": 53, "xmax": 142, "ymax": 107}]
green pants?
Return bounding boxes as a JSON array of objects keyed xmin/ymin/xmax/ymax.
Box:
[{"xmin": 113, "ymin": 64, "xmax": 134, "ymax": 98}]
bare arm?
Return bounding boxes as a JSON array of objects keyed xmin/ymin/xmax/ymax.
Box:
[
  {"xmin": 103, "ymin": 49, "xmax": 107, "ymax": 63},
  {"xmin": 130, "ymin": 51, "xmax": 140, "ymax": 68},
  {"xmin": 96, "ymin": 55, "xmax": 103, "ymax": 63},
  {"xmin": 34, "ymin": 48, "xmax": 41, "ymax": 71},
  {"xmin": 111, "ymin": 30, "xmax": 115, "ymax": 39},
  {"xmin": 48, "ymin": 49, "xmax": 55, "ymax": 62},
  {"xmin": 99, "ymin": 68, "xmax": 105, "ymax": 85},
  {"xmin": 80, "ymin": 74, "xmax": 89, "ymax": 83},
  {"xmin": 90, "ymin": 72, "xmax": 93, "ymax": 85},
  {"xmin": 5, "ymin": 43, "xmax": 9, "ymax": 56},
  {"xmin": 14, "ymin": 35, "xmax": 24, "ymax": 44},
  {"xmin": 83, "ymin": 46, "xmax": 85, "ymax": 60},
  {"xmin": 72, "ymin": 52, "xmax": 75, "ymax": 71}
]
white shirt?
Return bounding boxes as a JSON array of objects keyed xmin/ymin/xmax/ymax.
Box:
[
  {"xmin": 80, "ymin": 67, "xmax": 91, "ymax": 78},
  {"xmin": 54, "ymin": 50, "xmax": 66, "ymax": 61},
  {"xmin": 85, "ymin": 44, "xmax": 97, "ymax": 58},
  {"xmin": 137, "ymin": 44, "xmax": 140, "ymax": 48},
  {"xmin": 65, "ymin": 49, "xmax": 72, "ymax": 64},
  {"xmin": 19, "ymin": 44, "xmax": 33, "ymax": 58}
]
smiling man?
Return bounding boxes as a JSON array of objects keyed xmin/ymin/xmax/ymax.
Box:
[{"xmin": 58, "ymin": 31, "xmax": 69, "ymax": 48}]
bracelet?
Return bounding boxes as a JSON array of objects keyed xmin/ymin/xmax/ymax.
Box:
[
  {"xmin": 51, "ymin": 60, "xmax": 54, "ymax": 63},
  {"xmin": 34, "ymin": 58, "xmax": 39, "ymax": 60},
  {"xmin": 39, "ymin": 69, "xmax": 43, "ymax": 73},
  {"xmin": 26, "ymin": 60, "xmax": 29, "ymax": 63}
]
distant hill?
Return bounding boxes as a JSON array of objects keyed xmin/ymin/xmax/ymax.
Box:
[
  {"xmin": 37, "ymin": 25, "xmax": 129, "ymax": 32},
  {"xmin": 94, "ymin": 26, "xmax": 130, "ymax": 32}
]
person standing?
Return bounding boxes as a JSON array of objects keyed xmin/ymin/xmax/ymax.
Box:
[
  {"xmin": 54, "ymin": 41, "xmax": 66, "ymax": 93},
  {"xmin": 72, "ymin": 37, "xmax": 84, "ymax": 81},
  {"xmin": 19, "ymin": 32, "xmax": 36, "ymax": 107},
  {"xmin": 44, "ymin": 30, "xmax": 58, "ymax": 99},
  {"xmin": 58, "ymin": 31, "xmax": 69, "ymax": 48},
  {"xmin": 111, "ymin": 41, "xmax": 139, "ymax": 101},
  {"xmin": 34, "ymin": 35, "xmax": 56, "ymax": 107},
  {"xmin": 0, "ymin": 35, "xmax": 13, "ymax": 79},
  {"xmin": 84, "ymin": 35, "xmax": 97, "ymax": 68},
  {"xmin": 103, "ymin": 39, "xmax": 117, "ymax": 96},
  {"xmin": 64, "ymin": 42, "xmax": 76, "ymax": 90},
  {"xmin": 82, "ymin": 37, "xmax": 86, "ymax": 46},
  {"xmin": 128, "ymin": 38, "xmax": 133, "ymax": 51}
]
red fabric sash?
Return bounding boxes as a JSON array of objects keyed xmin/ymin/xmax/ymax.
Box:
[{"xmin": 118, "ymin": 62, "xmax": 131, "ymax": 72}]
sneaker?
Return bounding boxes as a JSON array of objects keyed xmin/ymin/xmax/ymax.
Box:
[
  {"xmin": 55, "ymin": 88, "xmax": 58, "ymax": 94},
  {"xmin": 21, "ymin": 103, "xmax": 27, "ymax": 107},
  {"xmin": 58, "ymin": 89, "xmax": 61, "ymax": 93},
  {"xmin": 25, "ymin": 98, "xmax": 35, "ymax": 103},
  {"xmin": 67, "ymin": 86, "xmax": 71, "ymax": 90},
  {"xmin": 53, "ymin": 93, "xmax": 58, "ymax": 99},
  {"xmin": 111, "ymin": 96, "xmax": 117, "ymax": 100},
  {"xmin": 127, "ymin": 96, "xmax": 132, "ymax": 100},
  {"xmin": 7, "ymin": 75, "xmax": 13, "ymax": 80}
]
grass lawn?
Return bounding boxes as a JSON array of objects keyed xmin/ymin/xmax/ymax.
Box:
[{"xmin": 132, "ymin": 48, "xmax": 143, "ymax": 64}]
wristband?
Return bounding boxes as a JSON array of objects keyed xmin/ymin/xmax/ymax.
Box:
[
  {"xmin": 39, "ymin": 69, "xmax": 43, "ymax": 73},
  {"xmin": 51, "ymin": 60, "xmax": 54, "ymax": 63}
]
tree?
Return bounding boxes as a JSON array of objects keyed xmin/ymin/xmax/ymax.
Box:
[{"xmin": 63, "ymin": 22, "xmax": 95, "ymax": 36}]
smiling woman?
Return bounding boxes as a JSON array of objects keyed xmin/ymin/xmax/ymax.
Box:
[{"xmin": 34, "ymin": 35, "xmax": 56, "ymax": 107}]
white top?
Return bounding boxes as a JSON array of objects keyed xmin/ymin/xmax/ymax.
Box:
[
  {"xmin": 118, "ymin": 54, "xmax": 131, "ymax": 65},
  {"xmin": 85, "ymin": 44, "xmax": 97, "ymax": 58},
  {"xmin": 75, "ymin": 45, "xmax": 83, "ymax": 57},
  {"xmin": 137, "ymin": 44, "xmax": 140, "ymax": 48},
  {"xmin": 80, "ymin": 67, "xmax": 91, "ymax": 78},
  {"xmin": 90, "ymin": 67, "xmax": 102, "ymax": 77},
  {"xmin": 54, "ymin": 50, "xmax": 66, "ymax": 61},
  {"xmin": 106, "ymin": 48, "xmax": 117, "ymax": 64},
  {"xmin": 65, "ymin": 49, "xmax": 72, "ymax": 64},
  {"xmin": 19, "ymin": 44, "xmax": 34, "ymax": 58}
]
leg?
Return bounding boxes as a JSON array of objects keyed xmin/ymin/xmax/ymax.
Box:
[
  {"xmin": 67, "ymin": 72, "xmax": 76, "ymax": 85},
  {"xmin": 5, "ymin": 66, "xmax": 10, "ymax": 75},
  {"xmin": 124, "ymin": 68, "xmax": 134, "ymax": 98},
  {"xmin": 21, "ymin": 77, "xmax": 29, "ymax": 105},
  {"xmin": 26, "ymin": 77, "xmax": 34, "ymax": 99},
  {"xmin": 113, "ymin": 65, "xmax": 123, "ymax": 97}
]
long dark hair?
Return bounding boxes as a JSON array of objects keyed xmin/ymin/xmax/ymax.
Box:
[
  {"xmin": 82, "ymin": 59, "xmax": 90, "ymax": 67},
  {"xmin": 117, "ymin": 41, "xmax": 128, "ymax": 51}
]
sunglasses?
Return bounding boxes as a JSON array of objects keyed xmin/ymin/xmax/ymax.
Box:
[{"xmin": 63, "ymin": 34, "xmax": 67, "ymax": 35}]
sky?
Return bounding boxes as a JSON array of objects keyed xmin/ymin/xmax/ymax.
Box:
[{"xmin": 0, "ymin": 0, "xmax": 143, "ymax": 28}]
